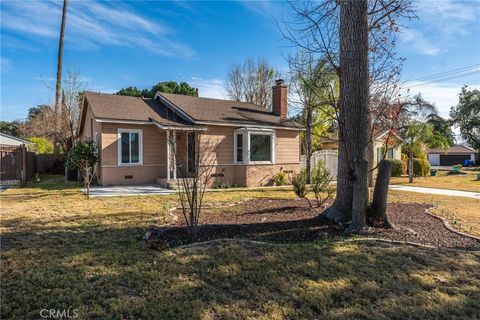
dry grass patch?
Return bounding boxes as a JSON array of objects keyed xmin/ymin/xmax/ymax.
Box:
[
  {"xmin": 390, "ymin": 171, "xmax": 479, "ymax": 192},
  {"xmin": 389, "ymin": 190, "xmax": 480, "ymax": 237},
  {"xmin": 1, "ymin": 176, "xmax": 480, "ymax": 319}
]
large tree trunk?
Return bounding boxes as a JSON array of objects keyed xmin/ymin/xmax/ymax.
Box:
[
  {"xmin": 367, "ymin": 114, "xmax": 374, "ymax": 188},
  {"xmin": 368, "ymin": 159, "xmax": 393, "ymax": 228},
  {"xmin": 305, "ymin": 107, "xmax": 313, "ymax": 184},
  {"xmin": 408, "ymin": 152, "xmax": 414, "ymax": 183},
  {"xmin": 345, "ymin": 160, "xmax": 369, "ymax": 233},
  {"xmin": 324, "ymin": 0, "xmax": 369, "ymax": 224},
  {"xmin": 54, "ymin": 0, "xmax": 68, "ymax": 156}
]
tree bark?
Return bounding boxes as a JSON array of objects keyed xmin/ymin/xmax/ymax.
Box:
[
  {"xmin": 54, "ymin": 0, "xmax": 68, "ymax": 156},
  {"xmin": 324, "ymin": 0, "xmax": 369, "ymax": 223},
  {"xmin": 368, "ymin": 159, "xmax": 393, "ymax": 228},
  {"xmin": 408, "ymin": 152, "xmax": 414, "ymax": 183},
  {"xmin": 345, "ymin": 160, "xmax": 369, "ymax": 233},
  {"xmin": 367, "ymin": 114, "xmax": 374, "ymax": 188}
]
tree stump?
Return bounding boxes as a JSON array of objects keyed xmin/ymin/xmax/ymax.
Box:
[{"xmin": 369, "ymin": 159, "xmax": 393, "ymax": 228}]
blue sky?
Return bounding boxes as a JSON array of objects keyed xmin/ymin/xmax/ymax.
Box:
[{"xmin": 1, "ymin": 0, "xmax": 479, "ymax": 122}]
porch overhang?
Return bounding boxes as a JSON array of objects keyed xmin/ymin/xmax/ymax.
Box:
[{"xmin": 150, "ymin": 119, "xmax": 207, "ymax": 131}]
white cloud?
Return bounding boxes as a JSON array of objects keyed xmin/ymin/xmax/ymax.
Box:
[
  {"xmin": 189, "ymin": 77, "xmax": 226, "ymax": 99},
  {"xmin": 405, "ymin": 83, "xmax": 479, "ymax": 117},
  {"xmin": 400, "ymin": 0, "xmax": 479, "ymax": 55},
  {"xmin": 0, "ymin": 1, "xmax": 194, "ymax": 58},
  {"xmin": 400, "ymin": 29, "xmax": 441, "ymax": 56}
]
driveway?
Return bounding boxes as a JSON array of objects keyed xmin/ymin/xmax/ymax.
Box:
[
  {"xmin": 84, "ymin": 185, "xmax": 175, "ymax": 197},
  {"xmin": 390, "ymin": 185, "xmax": 480, "ymax": 200}
]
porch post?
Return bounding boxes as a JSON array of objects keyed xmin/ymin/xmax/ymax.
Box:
[
  {"xmin": 166, "ymin": 130, "xmax": 170, "ymax": 180},
  {"xmin": 173, "ymin": 130, "xmax": 177, "ymax": 180}
]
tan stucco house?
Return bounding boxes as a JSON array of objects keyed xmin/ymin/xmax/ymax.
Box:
[{"xmin": 78, "ymin": 80, "xmax": 303, "ymax": 187}]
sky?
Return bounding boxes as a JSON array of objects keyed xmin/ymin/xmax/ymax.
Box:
[{"xmin": 1, "ymin": 0, "xmax": 479, "ymax": 124}]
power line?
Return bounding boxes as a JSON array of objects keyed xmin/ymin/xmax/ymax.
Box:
[
  {"xmin": 402, "ymin": 65, "xmax": 480, "ymax": 89},
  {"xmin": 404, "ymin": 70, "xmax": 480, "ymax": 88},
  {"xmin": 404, "ymin": 64, "xmax": 480, "ymax": 83}
]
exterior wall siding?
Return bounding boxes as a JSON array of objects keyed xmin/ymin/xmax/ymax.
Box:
[
  {"xmin": 79, "ymin": 104, "xmax": 103, "ymax": 182},
  {"xmin": 100, "ymin": 123, "xmax": 167, "ymax": 185},
  {"xmin": 95, "ymin": 122, "xmax": 301, "ymax": 187}
]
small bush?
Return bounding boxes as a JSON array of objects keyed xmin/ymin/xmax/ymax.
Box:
[
  {"xmin": 413, "ymin": 158, "xmax": 430, "ymax": 177},
  {"xmin": 291, "ymin": 170, "xmax": 310, "ymax": 207},
  {"xmin": 311, "ymin": 160, "xmax": 334, "ymax": 207},
  {"xmin": 386, "ymin": 159, "xmax": 403, "ymax": 177},
  {"xmin": 272, "ymin": 171, "xmax": 287, "ymax": 186}
]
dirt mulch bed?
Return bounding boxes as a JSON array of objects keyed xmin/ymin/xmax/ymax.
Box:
[{"xmin": 145, "ymin": 199, "xmax": 480, "ymax": 251}]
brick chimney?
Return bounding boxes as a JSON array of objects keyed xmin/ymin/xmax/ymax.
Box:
[{"xmin": 272, "ymin": 79, "xmax": 287, "ymax": 118}]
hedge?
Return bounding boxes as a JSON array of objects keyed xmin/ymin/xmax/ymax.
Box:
[
  {"xmin": 386, "ymin": 159, "xmax": 403, "ymax": 177},
  {"xmin": 413, "ymin": 158, "xmax": 431, "ymax": 177}
]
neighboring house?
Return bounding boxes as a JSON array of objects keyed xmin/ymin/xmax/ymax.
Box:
[
  {"xmin": 78, "ymin": 79, "xmax": 303, "ymax": 187},
  {"xmin": 0, "ymin": 132, "xmax": 31, "ymax": 147},
  {"xmin": 318, "ymin": 130, "xmax": 403, "ymax": 164},
  {"xmin": 428, "ymin": 145, "xmax": 476, "ymax": 166}
]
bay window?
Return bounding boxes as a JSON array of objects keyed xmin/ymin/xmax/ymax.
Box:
[
  {"xmin": 118, "ymin": 129, "xmax": 143, "ymax": 165},
  {"xmin": 234, "ymin": 128, "xmax": 275, "ymax": 164},
  {"xmin": 250, "ymin": 134, "xmax": 271, "ymax": 162}
]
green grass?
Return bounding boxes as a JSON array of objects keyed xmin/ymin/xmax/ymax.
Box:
[{"xmin": 1, "ymin": 176, "xmax": 480, "ymax": 319}]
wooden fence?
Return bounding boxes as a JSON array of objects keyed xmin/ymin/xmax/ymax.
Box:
[{"xmin": 0, "ymin": 144, "xmax": 36, "ymax": 186}]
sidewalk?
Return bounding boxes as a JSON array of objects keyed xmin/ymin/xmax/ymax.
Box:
[{"xmin": 389, "ymin": 185, "xmax": 480, "ymax": 200}]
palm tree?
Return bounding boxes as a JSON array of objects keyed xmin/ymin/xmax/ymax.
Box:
[
  {"xmin": 54, "ymin": 0, "xmax": 68, "ymax": 156},
  {"xmin": 403, "ymin": 122, "xmax": 449, "ymax": 183}
]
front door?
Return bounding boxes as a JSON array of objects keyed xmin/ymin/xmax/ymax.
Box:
[{"xmin": 187, "ymin": 132, "xmax": 196, "ymax": 173}]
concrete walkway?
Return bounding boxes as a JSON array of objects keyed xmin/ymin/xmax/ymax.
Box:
[
  {"xmin": 84, "ymin": 185, "xmax": 175, "ymax": 197},
  {"xmin": 390, "ymin": 185, "xmax": 480, "ymax": 199}
]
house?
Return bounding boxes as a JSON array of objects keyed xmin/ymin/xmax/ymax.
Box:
[
  {"xmin": 0, "ymin": 132, "xmax": 31, "ymax": 147},
  {"xmin": 78, "ymin": 79, "xmax": 303, "ymax": 187},
  {"xmin": 428, "ymin": 145, "xmax": 476, "ymax": 166},
  {"xmin": 318, "ymin": 129, "xmax": 403, "ymax": 164}
]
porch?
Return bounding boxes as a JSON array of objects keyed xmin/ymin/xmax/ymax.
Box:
[{"xmin": 155, "ymin": 125, "xmax": 203, "ymax": 189}]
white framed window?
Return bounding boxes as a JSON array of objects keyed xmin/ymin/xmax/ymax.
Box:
[
  {"xmin": 234, "ymin": 128, "xmax": 275, "ymax": 164},
  {"xmin": 387, "ymin": 148, "xmax": 395, "ymax": 159},
  {"xmin": 117, "ymin": 129, "xmax": 143, "ymax": 165},
  {"xmin": 235, "ymin": 132, "xmax": 244, "ymax": 163}
]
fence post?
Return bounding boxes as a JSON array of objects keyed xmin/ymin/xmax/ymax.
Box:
[{"xmin": 20, "ymin": 144, "xmax": 27, "ymax": 187}]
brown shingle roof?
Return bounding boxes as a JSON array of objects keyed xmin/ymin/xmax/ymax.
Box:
[
  {"xmin": 80, "ymin": 91, "xmax": 303, "ymax": 131},
  {"xmin": 83, "ymin": 92, "xmax": 189, "ymax": 127},
  {"xmin": 157, "ymin": 92, "xmax": 302, "ymax": 129},
  {"xmin": 428, "ymin": 145, "xmax": 476, "ymax": 154}
]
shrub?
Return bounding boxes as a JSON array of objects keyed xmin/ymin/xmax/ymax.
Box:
[
  {"xmin": 386, "ymin": 159, "xmax": 403, "ymax": 177},
  {"xmin": 291, "ymin": 170, "xmax": 311, "ymax": 207},
  {"xmin": 447, "ymin": 165, "xmax": 466, "ymax": 175},
  {"xmin": 413, "ymin": 158, "xmax": 430, "ymax": 177},
  {"xmin": 28, "ymin": 137, "xmax": 53, "ymax": 154},
  {"xmin": 66, "ymin": 139, "xmax": 98, "ymax": 198},
  {"xmin": 272, "ymin": 171, "xmax": 287, "ymax": 186},
  {"xmin": 311, "ymin": 160, "xmax": 334, "ymax": 207}
]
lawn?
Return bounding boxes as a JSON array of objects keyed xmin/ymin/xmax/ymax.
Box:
[
  {"xmin": 390, "ymin": 171, "xmax": 479, "ymax": 192},
  {"xmin": 1, "ymin": 176, "xmax": 480, "ymax": 319}
]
